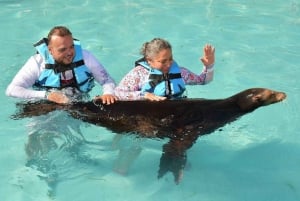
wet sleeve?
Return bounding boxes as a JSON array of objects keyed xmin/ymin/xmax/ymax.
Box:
[
  {"xmin": 180, "ymin": 64, "xmax": 214, "ymax": 85},
  {"xmin": 5, "ymin": 55, "xmax": 46, "ymax": 99},
  {"xmin": 82, "ymin": 50, "xmax": 116, "ymax": 95}
]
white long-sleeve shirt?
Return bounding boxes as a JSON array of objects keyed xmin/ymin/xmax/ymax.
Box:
[{"xmin": 6, "ymin": 49, "xmax": 116, "ymax": 100}]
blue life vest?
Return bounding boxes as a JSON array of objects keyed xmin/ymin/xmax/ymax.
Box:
[
  {"xmin": 33, "ymin": 38, "xmax": 95, "ymax": 92},
  {"xmin": 136, "ymin": 59, "xmax": 186, "ymax": 98}
]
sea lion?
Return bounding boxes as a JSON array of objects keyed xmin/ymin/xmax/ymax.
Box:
[{"xmin": 12, "ymin": 88, "xmax": 286, "ymax": 183}]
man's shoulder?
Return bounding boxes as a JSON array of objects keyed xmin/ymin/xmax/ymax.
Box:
[
  {"xmin": 81, "ymin": 49, "xmax": 92, "ymax": 57},
  {"xmin": 81, "ymin": 49, "xmax": 96, "ymax": 61},
  {"xmin": 31, "ymin": 54, "xmax": 45, "ymax": 68}
]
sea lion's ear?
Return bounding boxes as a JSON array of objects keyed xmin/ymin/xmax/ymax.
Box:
[{"xmin": 252, "ymin": 94, "xmax": 262, "ymax": 103}]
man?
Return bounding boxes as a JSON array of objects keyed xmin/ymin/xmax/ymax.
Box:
[
  {"xmin": 6, "ymin": 26, "xmax": 117, "ymax": 104},
  {"xmin": 6, "ymin": 26, "xmax": 118, "ymax": 195}
]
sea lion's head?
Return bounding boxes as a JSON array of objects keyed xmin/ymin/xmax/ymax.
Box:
[{"xmin": 237, "ymin": 88, "xmax": 286, "ymax": 111}]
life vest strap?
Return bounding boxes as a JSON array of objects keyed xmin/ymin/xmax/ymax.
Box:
[
  {"xmin": 34, "ymin": 38, "xmax": 48, "ymax": 47},
  {"xmin": 45, "ymin": 60, "xmax": 85, "ymax": 73},
  {"xmin": 149, "ymin": 73, "xmax": 182, "ymax": 88}
]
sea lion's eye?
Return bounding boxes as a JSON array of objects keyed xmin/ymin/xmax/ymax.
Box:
[
  {"xmin": 270, "ymin": 91, "xmax": 276, "ymax": 97},
  {"xmin": 246, "ymin": 93, "xmax": 253, "ymax": 98}
]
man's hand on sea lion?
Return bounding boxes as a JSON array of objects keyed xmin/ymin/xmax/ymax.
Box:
[{"xmin": 46, "ymin": 91, "xmax": 70, "ymax": 104}]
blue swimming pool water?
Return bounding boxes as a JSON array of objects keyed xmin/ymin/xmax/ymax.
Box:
[{"xmin": 1, "ymin": 0, "xmax": 299, "ymax": 201}]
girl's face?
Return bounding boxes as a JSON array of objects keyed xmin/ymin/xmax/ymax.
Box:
[{"xmin": 147, "ymin": 48, "xmax": 173, "ymax": 73}]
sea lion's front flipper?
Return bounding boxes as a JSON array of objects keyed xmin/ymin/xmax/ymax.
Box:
[{"xmin": 158, "ymin": 140, "xmax": 187, "ymax": 184}]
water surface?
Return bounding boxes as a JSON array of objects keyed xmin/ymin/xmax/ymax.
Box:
[{"xmin": 0, "ymin": 1, "xmax": 299, "ymax": 201}]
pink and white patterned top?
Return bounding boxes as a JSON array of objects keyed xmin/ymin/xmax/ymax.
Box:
[{"xmin": 114, "ymin": 63, "xmax": 214, "ymax": 100}]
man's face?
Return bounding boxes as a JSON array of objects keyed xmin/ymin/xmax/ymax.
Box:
[{"xmin": 48, "ymin": 35, "xmax": 75, "ymax": 65}]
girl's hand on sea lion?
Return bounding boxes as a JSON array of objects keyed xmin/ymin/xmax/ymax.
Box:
[
  {"xmin": 144, "ymin": 92, "xmax": 167, "ymax": 101},
  {"xmin": 94, "ymin": 94, "xmax": 118, "ymax": 105}
]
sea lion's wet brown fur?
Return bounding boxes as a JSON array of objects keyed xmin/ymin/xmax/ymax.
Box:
[{"xmin": 12, "ymin": 88, "xmax": 286, "ymax": 183}]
